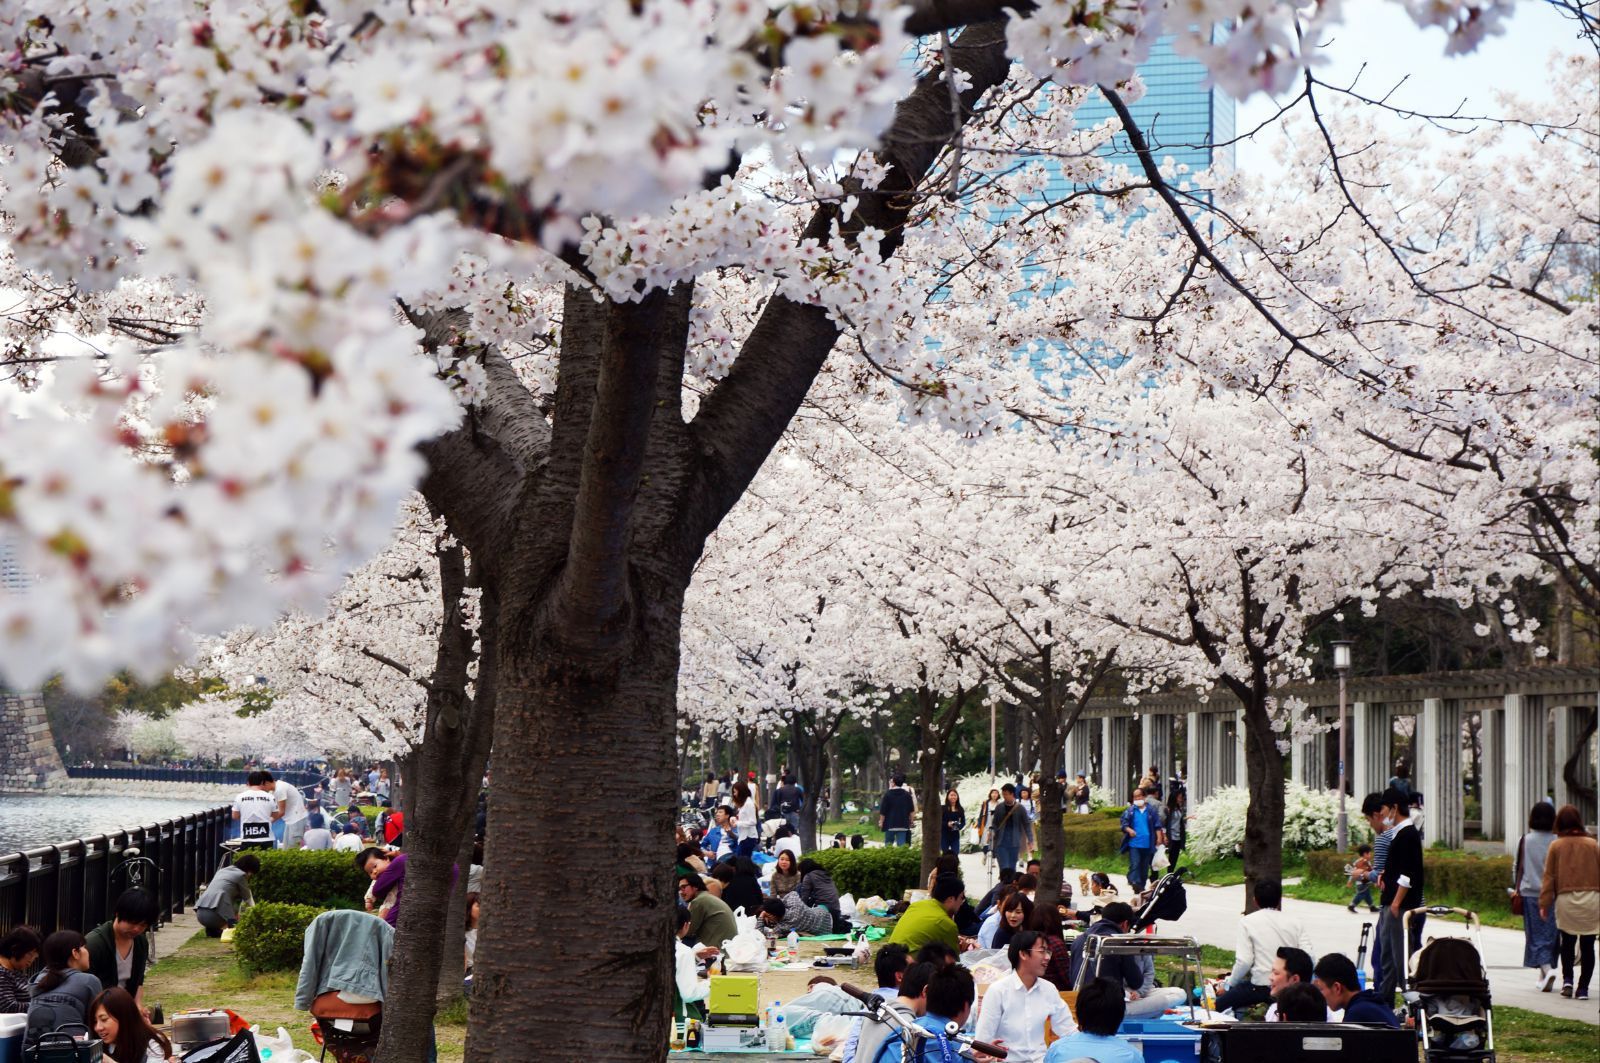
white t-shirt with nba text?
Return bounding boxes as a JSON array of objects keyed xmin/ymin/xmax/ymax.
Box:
[{"xmin": 234, "ymin": 788, "xmax": 277, "ymax": 843}]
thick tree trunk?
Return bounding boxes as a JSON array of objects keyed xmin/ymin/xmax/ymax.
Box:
[
  {"xmin": 918, "ymin": 749, "xmax": 944, "ymax": 880},
  {"xmin": 1035, "ymin": 770, "xmax": 1067, "ymax": 909},
  {"xmin": 789, "ymin": 715, "xmax": 836, "ymax": 852},
  {"xmin": 467, "ymin": 599, "xmax": 682, "ymax": 1063},
  {"xmin": 1238, "ymin": 681, "xmax": 1286, "ymax": 914}
]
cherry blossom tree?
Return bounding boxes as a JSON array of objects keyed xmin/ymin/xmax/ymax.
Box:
[{"xmin": 1, "ymin": 3, "xmax": 1588, "ymax": 1058}]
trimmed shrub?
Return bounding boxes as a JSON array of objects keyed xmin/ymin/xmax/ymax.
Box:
[
  {"xmin": 233, "ymin": 901, "xmax": 321, "ymax": 973},
  {"xmin": 1060, "ymin": 814, "xmax": 1127, "ymax": 862},
  {"xmin": 802, "ymin": 847, "xmax": 922, "ymax": 899},
  {"xmin": 250, "ymin": 849, "xmax": 368, "ymax": 910},
  {"xmin": 1305, "ymin": 848, "xmax": 1513, "ymax": 912}
]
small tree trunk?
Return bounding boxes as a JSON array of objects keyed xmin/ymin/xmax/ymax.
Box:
[
  {"xmin": 437, "ymin": 823, "xmax": 476, "ymax": 1006},
  {"xmin": 919, "ymin": 750, "xmax": 943, "ymax": 881},
  {"xmin": 1035, "ymin": 770, "xmax": 1067, "ymax": 909},
  {"xmin": 1238, "ymin": 680, "xmax": 1286, "ymax": 913},
  {"xmin": 828, "ymin": 745, "xmax": 843, "ymax": 830}
]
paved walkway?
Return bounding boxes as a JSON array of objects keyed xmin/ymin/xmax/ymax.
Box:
[{"xmin": 954, "ymin": 853, "xmax": 1598, "ymax": 1025}]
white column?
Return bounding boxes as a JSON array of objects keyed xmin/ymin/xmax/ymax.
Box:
[
  {"xmin": 1553, "ymin": 705, "xmax": 1599, "ymax": 821},
  {"xmin": 1066, "ymin": 721, "xmax": 1092, "ymax": 779},
  {"xmin": 1233, "ymin": 710, "xmax": 1248, "ymax": 789},
  {"xmin": 1186, "ymin": 712, "xmax": 1207, "ymax": 803},
  {"xmin": 1105, "ymin": 717, "xmax": 1131, "ymax": 799},
  {"xmin": 1097, "ymin": 717, "xmax": 1113, "ymax": 794},
  {"xmin": 1140, "ymin": 714, "xmax": 1174, "ymax": 782},
  {"xmin": 1480, "ymin": 709, "xmax": 1505, "ymax": 841},
  {"xmin": 1503, "ymin": 694, "xmax": 1547, "ymax": 855},
  {"xmin": 1352, "ymin": 701, "xmax": 1389, "ymax": 800},
  {"xmin": 1419, "ymin": 697, "xmax": 1463, "ymax": 848}
]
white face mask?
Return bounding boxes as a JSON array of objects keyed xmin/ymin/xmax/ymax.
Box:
[{"xmin": 1134, "ymin": 799, "xmax": 1146, "ymax": 808}]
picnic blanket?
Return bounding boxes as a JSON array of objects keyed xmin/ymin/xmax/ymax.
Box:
[{"xmin": 800, "ymin": 925, "xmax": 886, "ymax": 942}]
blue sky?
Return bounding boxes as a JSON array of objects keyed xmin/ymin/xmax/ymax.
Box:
[{"xmin": 1236, "ymin": 0, "xmax": 1592, "ymax": 170}]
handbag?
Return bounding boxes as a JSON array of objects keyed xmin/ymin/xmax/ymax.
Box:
[
  {"xmin": 1510, "ymin": 836, "xmax": 1526, "ymax": 916},
  {"xmin": 25, "ymin": 1024, "xmax": 103, "ymax": 1063}
]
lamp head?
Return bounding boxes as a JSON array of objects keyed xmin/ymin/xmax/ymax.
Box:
[{"xmin": 1332, "ymin": 641, "xmax": 1352, "ymax": 672}]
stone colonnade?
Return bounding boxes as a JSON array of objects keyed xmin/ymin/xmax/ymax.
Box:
[{"xmin": 1074, "ymin": 668, "xmax": 1598, "ymax": 850}]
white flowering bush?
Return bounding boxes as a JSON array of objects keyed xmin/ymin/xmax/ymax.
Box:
[{"xmin": 1187, "ymin": 783, "xmax": 1371, "ymax": 864}]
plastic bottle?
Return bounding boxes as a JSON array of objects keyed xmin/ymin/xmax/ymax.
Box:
[
  {"xmin": 1202, "ymin": 981, "xmax": 1218, "ymax": 1012},
  {"xmin": 769, "ymin": 1013, "xmax": 786, "ymax": 1051},
  {"xmin": 787, "ymin": 929, "xmax": 799, "ymax": 961}
]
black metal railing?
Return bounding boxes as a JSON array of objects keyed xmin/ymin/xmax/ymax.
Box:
[
  {"xmin": 65, "ymin": 767, "xmax": 323, "ymax": 789},
  {"xmin": 0, "ymin": 805, "xmax": 233, "ymax": 935}
]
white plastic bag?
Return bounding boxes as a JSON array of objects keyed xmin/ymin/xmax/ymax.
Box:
[
  {"xmin": 810, "ymin": 1014, "xmax": 854, "ymax": 1055},
  {"xmin": 250, "ymin": 1025, "xmax": 317, "ymax": 1062},
  {"xmin": 838, "ymin": 893, "xmax": 857, "ymax": 918},
  {"xmin": 1152, "ymin": 847, "xmax": 1170, "ymax": 872},
  {"xmin": 732, "ymin": 906, "xmax": 759, "ymax": 937},
  {"xmin": 723, "ymin": 929, "xmax": 769, "ymax": 972}
]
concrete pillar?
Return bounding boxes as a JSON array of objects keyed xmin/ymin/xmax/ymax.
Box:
[
  {"xmin": 1104, "ymin": 716, "xmax": 1131, "ymax": 798},
  {"xmin": 1418, "ymin": 697, "xmax": 1464, "ymax": 848},
  {"xmin": 1481, "ymin": 708, "xmax": 1505, "ymax": 840},
  {"xmin": 1503, "ymin": 694, "xmax": 1547, "ymax": 855},
  {"xmin": 1066, "ymin": 721, "xmax": 1093, "ymax": 779},
  {"xmin": 1553, "ymin": 705, "xmax": 1598, "ymax": 821},
  {"xmin": 1141, "ymin": 714, "xmax": 1174, "ymax": 783},
  {"xmin": 1186, "ymin": 712, "xmax": 1207, "ymax": 803},
  {"xmin": 1233, "ymin": 710, "xmax": 1248, "ymax": 789},
  {"xmin": 1352, "ymin": 701, "xmax": 1389, "ymax": 800}
]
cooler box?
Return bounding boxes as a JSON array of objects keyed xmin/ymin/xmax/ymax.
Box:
[
  {"xmin": 1200, "ymin": 1022, "xmax": 1416, "ymax": 1063},
  {"xmin": 1119, "ymin": 1017, "xmax": 1203, "ymax": 1062},
  {"xmin": 707, "ymin": 974, "xmax": 759, "ymax": 1016},
  {"xmin": 0, "ymin": 1012, "xmax": 26, "ymax": 1063}
]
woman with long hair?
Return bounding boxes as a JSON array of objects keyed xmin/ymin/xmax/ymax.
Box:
[
  {"xmin": 1539, "ymin": 804, "xmax": 1600, "ymax": 999},
  {"xmin": 991, "ymin": 890, "xmax": 1033, "ymax": 951},
  {"xmin": 91, "ymin": 986, "xmax": 173, "ymax": 1061},
  {"xmin": 1515, "ymin": 801, "xmax": 1560, "ymax": 991},
  {"xmin": 976, "ymin": 788, "xmax": 1001, "ymax": 862},
  {"xmin": 24, "ymin": 931, "xmax": 100, "ymax": 1050},
  {"xmin": 770, "ymin": 850, "xmax": 802, "ymax": 897},
  {"xmin": 730, "ymin": 781, "xmax": 759, "ymax": 858},
  {"xmin": 939, "ymin": 789, "xmax": 966, "ymax": 856}
]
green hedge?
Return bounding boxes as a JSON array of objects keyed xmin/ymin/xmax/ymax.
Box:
[
  {"xmin": 802, "ymin": 847, "xmax": 922, "ymax": 899},
  {"xmin": 1306, "ymin": 848, "xmax": 1514, "ymax": 912},
  {"xmin": 1060, "ymin": 814, "xmax": 1127, "ymax": 862},
  {"xmin": 250, "ymin": 849, "xmax": 369, "ymax": 910},
  {"xmin": 234, "ymin": 901, "xmax": 322, "ymax": 973}
]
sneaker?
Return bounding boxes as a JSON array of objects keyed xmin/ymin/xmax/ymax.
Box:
[
  {"xmin": 1368, "ymin": 905, "xmax": 1380, "ymax": 912},
  {"xmin": 1347, "ymin": 904, "xmax": 1357, "ymax": 912},
  {"xmin": 1541, "ymin": 971, "xmax": 1558, "ymax": 992},
  {"xmin": 1578, "ymin": 989, "xmax": 1590, "ymax": 1001},
  {"xmin": 1560, "ymin": 984, "xmax": 1573, "ymax": 998}
]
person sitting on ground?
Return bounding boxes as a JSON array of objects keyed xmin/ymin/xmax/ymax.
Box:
[
  {"xmin": 976, "ymin": 884, "xmax": 1016, "ymax": 948},
  {"xmin": 195, "ymin": 854, "xmax": 258, "ymax": 939},
  {"xmin": 344, "ymin": 805, "xmax": 369, "ymax": 839},
  {"xmin": 975, "ymin": 869, "xmax": 1018, "ymax": 920},
  {"xmin": 1043, "ymin": 976, "xmax": 1141, "ymax": 1063},
  {"xmin": 701, "ymin": 805, "xmax": 735, "ymax": 864},
  {"xmin": 839, "ymin": 944, "xmax": 910, "ymax": 1063},
  {"xmin": 770, "ymin": 850, "xmax": 802, "ymax": 898},
  {"xmin": 760, "ymin": 893, "xmax": 835, "ymax": 938},
  {"xmin": 91, "ymin": 986, "xmax": 174, "ymax": 1061},
  {"xmin": 1263, "ymin": 947, "xmax": 1340, "ymax": 1022},
  {"xmin": 675, "ymin": 842, "xmax": 707, "ymax": 878},
  {"xmin": 926, "ymin": 853, "xmax": 961, "ymax": 893},
  {"xmin": 915, "ymin": 942, "xmax": 960, "ymax": 969},
  {"xmin": 991, "ymin": 890, "xmax": 1034, "ymax": 951},
  {"xmin": 974, "ymin": 931, "xmax": 1077, "ymax": 1063},
  {"xmin": 704, "ymin": 860, "xmax": 731, "ymax": 899},
  {"xmin": 903, "ymin": 965, "xmax": 1000, "ymax": 1063},
  {"xmin": 1068, "ymin": 902, "xmax": 1144, "ymax": 997},
  {"xmin": 24, "ymin": 931, "xmax": 101, "ymax": 1051},
  {"xmin": 885, "ymin": 876, "xmax": 965, "ymax": 954},
  {"xmin": 855, "ymin": 960, "xmax": 934, "ymax": 1063},
  {"xmin": 1126, "ymin": 950, "xmax": 1190, "ymax": 1018},
  {"xmin": 797, "ymin": 859, "xmax": 843, "ymax": 921},
  {"xmin": 719, "ymin": 856, "xmax": 765, "ymax": 918},
  {"xmin": 301, "ymin": 812, "xmax": 334, "ymax": 851},
  {"xmin": 1312, "ymin": 953, "xmax": 1399, "ymax": 1027},
  {"xmin": 1215, "ymin": 880, "xmax": 1314, "ymax": 1015},
  {"xmin": 678, "ymin": 874, "xmax": 738, "ymax": 952},
  {"xmin": 1272, "ymin": 982, "xmax": 1330, "ymax": 1023},
  {"xmin": 672, "ymin": 907, "xmax": 712, "ymax": 1014},
  {"xmin": 1027, "ymin": 906, "xmax": 1075, "ymax": 989},
  {"xmin": 0, "ymin": 925, "xmax": 42, "ymax": 1013},
  {"xmin": 86, "ymin": 889, "xmax": 157, "ymax": 1010},
  {"xmin": 1014, "ymin": 872, "xmax": 1039, "ymax": 904},
  {"xmin": 333, "ymin": 821, "xmax": 365, "ymax": 853},
  {"xmin": 772, "ymin": 824, "xmax": 804, "ymax": 865}
]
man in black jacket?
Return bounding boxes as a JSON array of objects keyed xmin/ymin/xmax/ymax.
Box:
[
  {"xmin": 1068, "ymin": 902, "xmax": 1144, "ymax": 993},
  {"xmin": 1375, "ymin": 787, "xmax": 1425, "ymax": 1002}
]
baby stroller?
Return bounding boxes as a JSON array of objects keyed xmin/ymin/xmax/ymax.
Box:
[
  {"xmin": 1132, "ymin": 867, "xmax": 1189, "ymax": 930},
  {"xmin": 1404, "ymin": 906, "xmax": 1495, "ymax": 1063}
]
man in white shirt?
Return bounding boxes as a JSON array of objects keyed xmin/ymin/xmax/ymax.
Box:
[
  {"xmin": 1216, "ymin": 881, "xmax": 1315, "ymax": 1014},
  {"xmin": 270, "ymin": 771, "xmax": 310, "ymax": 849},
  {"xmin": 973, "ymin": 931, "xmax": 1077, "ymax": 1063},
  {"xmin": 232, "ymin": 770, "xmax": 279, "ymax": 848},
  {"xmin": 672, "ymin": 908, "xmax": 711, "ymax": 1010},
  {"xmin": 1262, "ymin": 947, "xmax": 1343, "ymax": 1022}
]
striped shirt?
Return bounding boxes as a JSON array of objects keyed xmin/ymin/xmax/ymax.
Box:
[{"xmin": 1372, "ymin": 824, "xmax": 1397, "ymax": 879}]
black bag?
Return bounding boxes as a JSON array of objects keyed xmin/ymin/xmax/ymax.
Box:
[{"xmin": 24, "ymin": 1024, "xmax": 102, "ymax": 1063}]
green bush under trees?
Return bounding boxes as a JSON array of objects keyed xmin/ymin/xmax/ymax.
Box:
[
  {"xmin": 249, "ymin": 849, "xmax": 369, "ymax": 910},
  {"xmin": 1306, "ymin": 848, "xmax": 1514, "ymax": 913},
  {"xmin": 233, "ymin": 901, "xmax": 322, "ymax": 973},
  {"xmin": 1060, "ymin": 810, "xmax": 1128, "ymax": 862},
  {"xmin": 803, "ymin": 847, "xmax": 922, "ymax": 899}
]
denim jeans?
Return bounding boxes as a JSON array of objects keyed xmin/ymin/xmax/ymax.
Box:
[
  {"xmin": 994, "ymin": 843, "xmax": 1020, "ymax": 872},
  {"xmin": 1127, "ymin": 845, "xmax": 1155, "ymax": 891},
  {"xmin": 884, "ymin": 828, "xmax": 912, "ymax": 847}
]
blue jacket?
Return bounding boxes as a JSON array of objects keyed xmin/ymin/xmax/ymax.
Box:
[
  {"xmin": 1341, "ymin": 990, "xmax": 1400, "ymax": 1027},
  {"xmin": 295, "ymin": 909, "xmax": 394, "ymax": 1010},
  {"xmin": 1118, "ymin": 803, "xmax": 1161, "ymax": 852}
]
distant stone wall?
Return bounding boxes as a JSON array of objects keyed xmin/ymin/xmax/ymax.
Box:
[{"xmin": 0, "ymin": 691, "xmax": 65, "ymax": 791}]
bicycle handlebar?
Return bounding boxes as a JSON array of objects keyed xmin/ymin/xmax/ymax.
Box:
[{"xmin": 836, "ymin": 982, "xmax": 1007, "ymax": 1059}]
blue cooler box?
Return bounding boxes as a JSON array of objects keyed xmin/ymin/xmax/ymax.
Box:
[{"xmin": 1119, "ymin": 1017, "xmax": 1204, "ymax": 1062}]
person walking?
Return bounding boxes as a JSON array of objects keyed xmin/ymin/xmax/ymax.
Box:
[
  {"xmin": 878, "ymin": 774, "xmax": 916, "ymax": 848},
  {"xmin": 939, "ymin": 789, "xmax": 966, "ymax": 856},
  {"xmin": 991, "ymin": 785, "xmax": 1030, "ymax": 873},
  {"xmin": 772, "ymin": 773, "xmax": 805, "ymax": 834},
  {"xmin": 1070, "ymin": 774, "xmax": 1092, "ymax": 815},
  {"xmin": 330, "ymin": 768, "xmax": 354, "ymax": 812},
  {"xmin": 976, "ymin": 788, "xmax": 1001, "ymax": 860},
  {"xmin": 1514, "ymin": 801, "xmax": 1560, "ymax": 992},
  {"xmin": 1164, "ymin": 789, "xmax": 1187, "ymax": 871},
  {"xmin": 1119, "ymin": 787, "xmax": 1164, "ymax": 892},
  {"xmin": 1539, "ymin": 804, "xmax": 1599, "ymax": 1000}
]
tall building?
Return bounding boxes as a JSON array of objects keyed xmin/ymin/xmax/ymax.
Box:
[{"xmin": 1071, "ymin": 35, "xmax": 1236, "ymax": 177}]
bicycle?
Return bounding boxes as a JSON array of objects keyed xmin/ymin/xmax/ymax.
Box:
[
  {"xmin": 111, "ymin": 847, "xmax": 162, "ymax": 965},
  {"xmin": 838, "ymin": 983, "xmax": 1008, "ymax": 1061}
]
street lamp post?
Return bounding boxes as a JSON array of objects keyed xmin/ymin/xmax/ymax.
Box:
[{"xmin": 1333, "ymin": 640, "xmax": 1352, "ymax": 852}]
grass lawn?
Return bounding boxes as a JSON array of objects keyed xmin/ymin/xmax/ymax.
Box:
[
  {"xmin": 818, "ymin": 816, "xmax": 886, "ymax": 844},
  {"xmin": 1062, "ymin": 852, "xmax": 1307, "ymax": 887},
  {"xmin": 144, "ymin": 931, "xmax": 468, "ymax": 1061},
  {"xmin": 1281, "ymin": 879, "xmax": 1522, "ymax": 930}
]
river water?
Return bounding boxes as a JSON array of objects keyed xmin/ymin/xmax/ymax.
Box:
[{"xmin": 0, "ymin": 795, "xmax": 227, "ymax": 852}]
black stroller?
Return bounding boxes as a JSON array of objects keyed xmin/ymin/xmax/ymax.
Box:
[
  {"xmin": 1132, "ymin": 867, "xmax": 1189, "ymax": 930},
  {"xmin": 1404, "ymin": 906, "xmax": 1495, "ymax": 1063}
]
